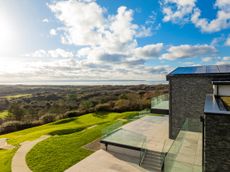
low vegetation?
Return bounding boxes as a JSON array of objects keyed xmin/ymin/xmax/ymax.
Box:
[
  {"xmin": 0, "ymin": 110, "xmax": 8, "ymax": 119},
  {"xmin": 0, "ymin": 111, "xmax": 140, "ymax": 172},
  {"xmin": 3, "ymin": 94, "xmax": 32, "ymax": 100},
  {"xmin": 0, "ymin": 85, "xmax": 168, "ymax": 133}
]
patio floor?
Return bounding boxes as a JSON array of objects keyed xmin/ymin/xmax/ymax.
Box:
[
  {"xmin": 102, "ymin": 115, "xmax": 173, "ymax": 152},
  {"xmin": 65, "ymin": 149, "xmax": 147, "ymax": 172}
]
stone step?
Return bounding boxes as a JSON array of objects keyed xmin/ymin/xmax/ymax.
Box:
[
  {"xmin": 144, "ymin": 156, "xmax": 162, "ymax": 164},
  {"xmin": 146, "ymin": 151, "xmax": 161, "ymax": 156},
  {"xmin": 145, "ymin": 153, "xmax": 161, "ymax": 159},
  {"xmin": 141, "ymin": 163, "xmax": 162, "ymax": 172},
  {"xmin": 142, "ymin": 160, "xmax": 161, "ymax": 167}
]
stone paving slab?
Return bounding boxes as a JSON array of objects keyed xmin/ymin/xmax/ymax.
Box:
[{"xmin": 65, "ymin": 149, "xmax": 147, "ymax": 172}]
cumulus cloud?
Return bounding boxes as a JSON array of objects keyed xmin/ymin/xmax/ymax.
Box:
[
  {"xmin": 202, "ymin": 57, "xmax": 213, "ymax": 62},
  {"xmin": 133, "ymin": 43, "xmax": 163, "ymax": 59},
  {"xmin": 49, "ymin": 29, "xmax": 57, "ymax": 36},
  {"xmin": 161, "ymin": 44, "xmax": 217, "ymax": 60},
  {"xmin": 223, "ymin": 56, "xmax": 230, "ymax": 61},
  {"xmin": 48, "ymin": 0, "xmax": 152, "ymax": 51},
  {"xmin": 0, "ymin": 58, "xmax": 171, "ymax": 82},
  {"xmin": 215, "ymin": 56, "xmax": 230, "ymax": 65},
  {"xmin": 191, "ymin": 2, "xmax": 230, "ymax": 33},
  {"xmin": 225, "ymin": 35, "xmax": 230, "ymax": 46},
  {"xmin": 9, "ymin": 0, "xmax": 170, "ymax": 82},
  {"xmin": 161, "ymin": 0, "xmax": 196, "ymax": 24},
  {"xmin": 48, "ymin": 1, "xmax": 150, "ymax": 48},
  {"xmin": 42, "ymin": 18, "xmax": 49, "ymax": 23},
  {"xmin": 161, "ymin": 0, "xmax": 230, "ymax": 32},
  {"xmin": 26, "ymin": 49, "xmax": 74, "ymax": 58}
]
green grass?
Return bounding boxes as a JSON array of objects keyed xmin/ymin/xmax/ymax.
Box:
[
  {"xmin": 0, "ymin": 111, "xmax": 139, "ymax": 172},
  {"xmin": 0, "ymin": 149, "xmax": 16, "ymax": 172},
  {"xmin": 3, "ymin": 94, "xmax": 32, "ymax": 100},
  {"xmin": 26, "ymin": 124, "xmax": 109, "ymax": 172},
  {"xmin": 0, "ymin": 110, "xmax": 9, "ymax": 119},
  {"xmin": 221, "ymin": 96, "xmax": 230, "ymax": 110}
]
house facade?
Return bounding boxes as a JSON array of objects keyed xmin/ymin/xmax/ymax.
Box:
[{"xmin": 166, "ymin": 65, "xmax": 230, "ymax": 172}]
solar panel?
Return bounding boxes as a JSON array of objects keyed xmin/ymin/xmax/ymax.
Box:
[
  {"xmin": 218, "ymin": 65, "xmax": 230, "ymax": 73},
  {"xmin": 206, "ymin": 65, "xmax": 219, "ymax": 73},
  {"xmin": 169, "ymin": 65, "xmax": 230, "ymax": 76}
]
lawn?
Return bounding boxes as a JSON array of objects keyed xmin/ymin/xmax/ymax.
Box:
[
  {"xmin": 0, "ymin": 110, "xmax": 9, "ymax": 119},
  {"xmin": 0, "ymin": 111, "xmax": 140, "ymax": 172},
  {"xmin": 221, "ymin": 96, "xmax": 230, "ymax": 110},
  {"xmin": 3, "ymin": 94, "xmax": 32, "ymax": 100}
]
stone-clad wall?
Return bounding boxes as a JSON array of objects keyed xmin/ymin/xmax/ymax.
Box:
[
  {"xmin": 204, "ymin": 114, "xmax": 230, "ymax": 172},
  {"xmin": 169, "ymin": 76, "xmax": 213, "ymax": 139}
]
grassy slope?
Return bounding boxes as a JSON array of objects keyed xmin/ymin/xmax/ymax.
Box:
[
  {"xmin": 0, "ymin": 111, "xmax": 139, "ymax": 172},
  {"xmin": 3, "ymin": 94, "xmax": 32, "ymax": 100},
  {"xmin": 0, "ymin": 110, "xmax": 9, "ymax": 119}
]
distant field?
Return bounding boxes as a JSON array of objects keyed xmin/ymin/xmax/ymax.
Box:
[
  {"xmin": 0, "ymin": 111, "xmax": 140, "ymax": 172},
  {"xmin": 3, "ymin": 94, "xmax": 32, "ymax": 100},
  {"xmin": 0, "ymin": 110, "xmax": 9, "ymax": 119}
]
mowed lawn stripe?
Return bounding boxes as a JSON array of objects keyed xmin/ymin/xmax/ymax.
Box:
[{"xmin": 0, "ymin": 111, "xmax": 139, "ymax": 172}]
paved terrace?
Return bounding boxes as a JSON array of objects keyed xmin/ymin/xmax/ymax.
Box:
[
  {"xmin": 121, "ymin": 115, "xmax": 172, "ymax": 152},
  {"xmin": 67, "ymin": 115, "xmax": 173, "ymax": 172},
  {"xmin": 101, "ymin": 115, "xmax": 173, "ymax": 152},
  {"xmin": 65, "ymin": 149, "xmax": 147, "ymax": 172}
]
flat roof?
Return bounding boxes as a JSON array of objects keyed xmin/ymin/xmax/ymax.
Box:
[{"xmin": 167, "ymin": 65, "xmax": 230, "ymax": 80}]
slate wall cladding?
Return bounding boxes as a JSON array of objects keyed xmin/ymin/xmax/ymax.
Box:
[
  {"xmin": 204, "ymin": 114, "xmax": 230, "ymax": 172},
  {"xmin": 169, "ymin": 76, "xmax": 214, "ymax": 139}
]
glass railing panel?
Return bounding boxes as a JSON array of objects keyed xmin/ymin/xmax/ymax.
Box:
[
  {"xmin": 164, "ymin": 118, "xmax": 202, "ymax": 172},
  {"xmin": 151, "ymin": 94, "xmax": 169, "ymax": 110}
]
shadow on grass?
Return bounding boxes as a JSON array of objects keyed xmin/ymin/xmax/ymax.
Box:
[
  {"xmin": 49, "ymin": 127, "xmax": 86, "ymax": 135},
  {"xmin": 92, "ymin": 111, "xmax": 110, "ymax": 119},
  {"xmin": 52, "ymin": 118, "xmax": 76, "ymax": 125}
]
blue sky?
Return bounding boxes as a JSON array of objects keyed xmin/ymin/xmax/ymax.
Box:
[{"xmin": 0, "ymin": 0, "xmax": 229, "ymax": 83}]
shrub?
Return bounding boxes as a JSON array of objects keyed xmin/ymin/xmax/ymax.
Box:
[
  {"xmin": 65, "ymin": 110, "xmax": 87, "ymax": 118},
  {"xmin": 95, "ymin": 102, "xmax": 114, "ymax": 112},
  {"xmin": 0, "ymin": 121, "xmax": 34, "ymax": 134},
  {"xmin": 0, "ymin": 121, "xmax": 22, "ymax": 133},
  {"xmin": 113, "ymin": 99, "xmax": 130, "ymax": 112},
  {"xmin": 39, "ymin": 114, "xmax": 56, "ymax": 124}
]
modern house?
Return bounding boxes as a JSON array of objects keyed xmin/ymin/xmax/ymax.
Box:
[
  {"xmin": 165, "ymin": 65, "xmax": 230, "ymax": 172},
  {"xmin": 70, "ymin": 65, "xmax": 230, "ymax": 172},
  {"xmin": 166, "ymin": 65, "xmax": 230, "ymax": 139}
]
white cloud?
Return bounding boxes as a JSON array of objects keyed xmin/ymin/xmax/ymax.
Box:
[
  {"xmin": 202, "ymin": 57, "xmax": 212, "ymax": 62},
  {"xmin": 191, "ymin": 4, "xmax": 230, "ymax": 33},
  {"xmin": 42, "ymin": 18, "xmax": 49, "ymax": 23},
  {"xmin": 211, "ymin": 35, "xmax": 225, "ymax": 46},
  {"xmin": 0, "ymin": 58, "xmax": 171, "ymax": 82},
  {"xmin": 48, "ymin": 0, "xmax": 105, "ymax": 46},
  {"xmin": 216, "ymin": 56, "xmax": 230, "ymax": 65},
  {"xmin": 26, "ymin": 49, "xmax": 74, "ymax": 58},
  {"xmin": 48, "ymin": 0, "xmax": 162, "ymax": 66},
  {"xmin": 133, "ymin": 43, "xmax": 163, "ymax": 59},
  {"xmin": 161, "ymin": 44, "xmax": 217, "ymax": 60},
  {"xmin": 225, "ymin": 35, "xmax": 230, "ymax": 46},
  {"xmin": 161, "ymin": 0, "xmax": 230, "ymax": 32},
  {"xmin": 161, "ymin": 0, "xmax": 196, "ymax": 24},
  {"xmin": 223, "ymin": 56, "xmax": 230, "ymax": 61},
  {"xmin": 48, "ymin": 0, "xmax": 150, "ymax": 50},
  {"xmin": 49, "ymin": 29, "xmax": 57, "ymax": 36}
]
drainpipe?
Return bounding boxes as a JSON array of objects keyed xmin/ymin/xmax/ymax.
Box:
[{"xmin": 200, "ymin": 116, "xmax": 205, "ymax": 172}]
